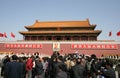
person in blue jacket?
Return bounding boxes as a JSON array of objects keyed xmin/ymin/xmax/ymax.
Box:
[{"xmin": 4, "ymin": 55, "xmax": 23, "ymax": 78}]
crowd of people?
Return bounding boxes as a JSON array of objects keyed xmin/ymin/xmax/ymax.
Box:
[{"xmin": 0, "ymin": 52, "xmax": 120, "ymax": 78}]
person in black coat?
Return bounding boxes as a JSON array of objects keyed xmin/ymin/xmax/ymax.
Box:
[
  {"xmin": 1, "ymin": 55, "xmax": 10, "ymax": 77},
  {"xmin": 70, "ymin": 58, "xmax": 85, "ymax": 78},
  {"xmin": 101, "ymin": 62, "xmax": 116, "ymax": 78},
  {"xmin": 4, "ymin": 55, "xmax": 23, "ymax": 78},
  {"xmin": 56, "ymin": 63, "xmax": 67, "ymax": 78},
  {"xmin": 34, "ymin": 56, "xmax": 44, "ymax": 78}
]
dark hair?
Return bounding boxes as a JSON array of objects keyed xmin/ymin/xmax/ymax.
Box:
[
  {"xmin": 12, "ymin": 55, "xmax": 18, "ymax": 60},
  {"xmin": 36, "ymin": 55, "xmax": 39, "ymax": 58},
  {"xmin": 58, "ymin": 55, "xmax": 63, "ymax": 61},
  {"xmin": 106, "ymin": 62, "xmax": 113, "ymax": 68}
]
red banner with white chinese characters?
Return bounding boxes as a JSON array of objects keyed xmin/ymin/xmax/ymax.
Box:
[
  {"xmin": 71, "ymin": 44, "xmax": 118, "ymax": 49},
  {"xmin": 4, "ymin": 44, "xmax": 43, "ymax": 48}
]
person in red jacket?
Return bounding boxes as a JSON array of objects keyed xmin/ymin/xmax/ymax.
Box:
[{"xmin": 26, "ymin": 55, "xmax": 34, "ymax": 78}]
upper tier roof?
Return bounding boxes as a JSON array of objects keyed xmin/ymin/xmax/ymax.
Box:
[{"xmin": 25, "ymin": 19, "xmax": 96, "ymax": 28}]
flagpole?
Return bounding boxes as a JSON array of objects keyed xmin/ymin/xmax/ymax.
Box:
[
  {"xmin": 116, "ymin": 31, "xmax": 120, "ymax": 41},
  {"xmin": 3, "ymin": 32, "xmax": 7, "ymax": 41},
  {"xmin": 0, "ymin": 33, "xmax": 3, "ymax": 41},
  {"xmin": 109, "ymin": 31, "xmax": 112, "ymax": 40}
]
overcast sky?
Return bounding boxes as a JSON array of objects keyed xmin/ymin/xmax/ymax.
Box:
[{"xmin": 0, "ymin": 0, "xmax": 120, "ymax": 41}]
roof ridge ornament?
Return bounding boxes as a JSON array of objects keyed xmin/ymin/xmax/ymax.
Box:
[
  {"xmin": 86, "ymin": 18, "xmax": 89, "ymax": 21},
  {"xmin": 86, "ymin": 18, "xmax": 90, "ymax": 25},
  {"xmin": 36, "ymin": 20, "xmax": 39, "ymax": 23}
]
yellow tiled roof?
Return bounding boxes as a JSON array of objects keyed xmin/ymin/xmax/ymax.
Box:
[{"xmin": 25, "ymin": 19, "xmax": 95, "ymax": 28}]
